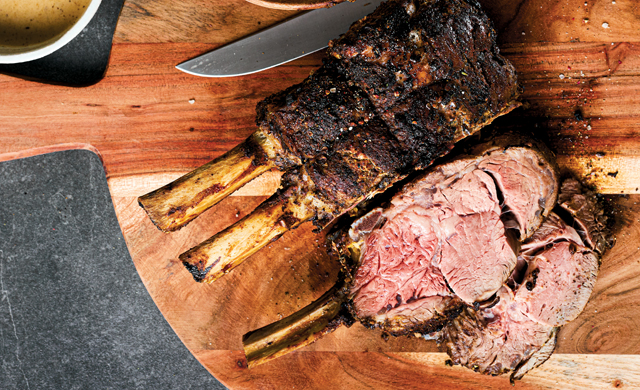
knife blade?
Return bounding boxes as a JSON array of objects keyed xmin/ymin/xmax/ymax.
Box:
[{"xmin": 176, "ymin": 0, "xmax": 384, "ymax": 77}]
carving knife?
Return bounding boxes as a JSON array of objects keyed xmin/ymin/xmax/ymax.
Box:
[{"xmin": 176, "ymin": 0, "xmax": 384, "ymax": 77}]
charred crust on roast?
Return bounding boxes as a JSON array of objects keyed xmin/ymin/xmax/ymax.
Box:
[
  {"xmin": 328, "ymin": 0, "xmax": 519, "ymax": 115},
  {"xmin": 256, "ymin": 59, "xmax": 376, "ymax": 164},
  {"xmin": 248, "ymin": 0, "xmax": 520, "ymax": 236}
]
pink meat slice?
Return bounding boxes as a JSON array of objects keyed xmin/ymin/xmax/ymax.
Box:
[
  {"xmin": 351, "ymin": 211, "xmax": 450, "ymax": 318},
  {"xmin": 478, "ymin": 148, "xmax": 558, "ymax": 239},
  {"xmin": 516, "ymin": 240, "xmax": 599, "ymax": 327},
  {"xmin": 437, "ymin": 170, "xmax": 515, "ymax": 303},
  {"xmin": 352, "ymin": 165, "xmax": 517, "ymax": 317}
]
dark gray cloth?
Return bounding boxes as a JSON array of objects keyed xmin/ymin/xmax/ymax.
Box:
[{"xmin": 0, "ymin": 150, "xmax": 227, "ymax": 389}]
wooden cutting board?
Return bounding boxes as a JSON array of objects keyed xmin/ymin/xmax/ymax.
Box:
[{"xmin": 2, "ymin": 0, "xmax": 640, "ymax": 388}]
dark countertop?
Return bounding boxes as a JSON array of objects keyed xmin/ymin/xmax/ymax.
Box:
[{"xmin": 0, "ymin": 150, "xmax": 227, "ymax": 389}]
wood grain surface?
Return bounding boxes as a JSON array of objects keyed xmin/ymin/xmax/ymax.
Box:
[{"xmin": 2, "ymin": 0, "xmax": 640, "ymax": 388}]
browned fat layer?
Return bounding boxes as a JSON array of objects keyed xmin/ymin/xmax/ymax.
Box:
[{"xmin": 386, "ymin": 300, "xmax": 465, "ymax": 337}]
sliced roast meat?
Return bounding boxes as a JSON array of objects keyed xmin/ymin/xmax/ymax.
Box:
[
  {"xmin": 351, "ymin": 211, "xmax": 454, "ymax": 318},
  {"xmin": 508, "ymin": 212, "xmax": 584, "ymax": 290},
  {"xmin": 441, "ymin": 286, "xmax": 556, "ymax": 376},
  {"xmin": 516, "ymin": 238, "xmax": 599, "ymax": 327},
  {"xmin": 436, "ymin": 169, "xmax": 516, "ymax": 303},
  {"xmin": 440, "ymin": 177, "xmax": 608, "ymax": 380},
  {"xmin": 557, "ymin": 178, "xmax": 610, "ymax": 254},
  {"xmin": 476, "ymin": 144, "xmax": 558, "ymax": 240},
  {"xmin": 520, "ymin": 212, "xmax": 583, "ymax": 254},
  {"xmin": 345, "ymin": 136, "xmax": 558, "ymax": 336}
]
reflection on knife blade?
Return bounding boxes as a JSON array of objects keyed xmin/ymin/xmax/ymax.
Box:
[{"xmin": 176, "ymin": 0, "xmax": 384, "ymax": 77}]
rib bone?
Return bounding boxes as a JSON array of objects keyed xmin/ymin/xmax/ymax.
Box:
[
  {"xmin": 180, "ymin": 187, "xmax": 318, "ymax": 283},
  {"xmin": 243, "ymin": 283, "xmax": 348, "ymax": 368},
  {"xmin": 138, "ymin": 130, "xmax": 280, "ymax": 232}
]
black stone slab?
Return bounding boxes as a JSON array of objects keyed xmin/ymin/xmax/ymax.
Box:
[
  {"xmin": 0, "ymin": 0, "xmax": 125, "ymax": 86},
  {"xmin": 0, "ymin": 150, "xmax": 227, "ymax": 390}
]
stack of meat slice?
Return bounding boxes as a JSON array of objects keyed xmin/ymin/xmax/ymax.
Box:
[
  {"xmin": 138, "ymin": 0, "xmax": 521, "ymax": 283},
  {"xmin": 440, "ymin": 178, "xmax": 609, "ymax": 381},
  {"xmin": 242, "ymin": 135, "xmax": 611, "ymax": 381},
  {"xmin": 343, "ymin": 135, "xmax": 559, "ymax": 336}
]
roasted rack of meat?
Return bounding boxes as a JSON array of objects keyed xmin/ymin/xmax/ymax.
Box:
[
  {"xmin": 137, "ymin": 0, "xmax": 521, "ymax": 283},
  {"xmin": 242, "ymin": 136, "xmax": 611, "ymax": 381}
]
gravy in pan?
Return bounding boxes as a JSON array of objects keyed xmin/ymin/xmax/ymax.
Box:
[{"xmin": 0, "ymin": 0, "xmax": 91, "ymax": 47}]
